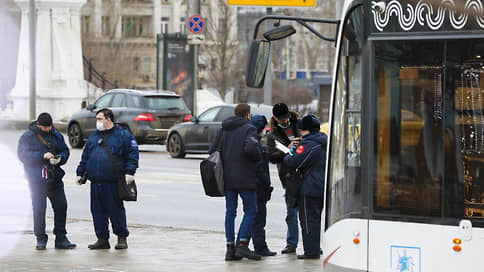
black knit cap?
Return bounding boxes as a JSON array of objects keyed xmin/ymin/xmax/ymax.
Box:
[
  {"xmin": 272, "ymin": 103, "xmax": 290, "ymax": 120},
  {"xmin": 37, "ymin": 112, "xmax": 53, "ymax": 126},
  {"xmin": 300, "ymin": 114, "xmax": 320, "ymax": 131}
]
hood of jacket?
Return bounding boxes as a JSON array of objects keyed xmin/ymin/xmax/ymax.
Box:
[
  {"xmin": 270, "ymin": 111, "xmax": 300, "ymax": 132},
  {"xmin": 222, "ymin": 116, "xmax": 249, "ymax": 131},
  {"xmin": 303, "ymin": 131, "xmax": 325, "ymax": 145}
]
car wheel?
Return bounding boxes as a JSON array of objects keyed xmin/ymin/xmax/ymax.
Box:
[
  {"xmin": 68, "ymin": 123, "xmax": 85, "ymax": 148},
  {"xmin": 167, "ymin": 133, "xmax": 186, "ymax": 158}
]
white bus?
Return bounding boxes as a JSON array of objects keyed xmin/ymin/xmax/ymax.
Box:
[{"xmin": 246, "ymin": 0, "xmax": 484, "ymax": 271}]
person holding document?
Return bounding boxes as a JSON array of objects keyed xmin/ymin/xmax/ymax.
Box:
[{"xmin": 264, "ymin": 103, "xmax": 301, "ymax": 254}]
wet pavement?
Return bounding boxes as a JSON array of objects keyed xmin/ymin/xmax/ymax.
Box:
[{"xmin": 0, "ymin": 217, "xmax": 325, "ymax": 272}]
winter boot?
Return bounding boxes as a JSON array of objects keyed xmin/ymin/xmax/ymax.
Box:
[
  {"xmin": 235, "ymin": 241, "xmax": 261, "ymax": 260},
  {"xmin": 88, "ymin": 238, "xmax": 110, "ymax": 249},
  {"xmin": 36, "ymin": 236, "xmax": 48, "ymax": 250},
  {"xmin": 115, "ymin": 236, "xmax": 128, "ymax": 250},
  {"xmin": 225, "ymin": 243, "xmax": 242, "ymax": 261},
  {"xmin": 55, "ymin": 236, "xmax": 76, "ymax": 249}
]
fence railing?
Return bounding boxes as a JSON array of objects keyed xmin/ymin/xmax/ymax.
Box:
[{"xmin": 83, "ymin": 56, "xmax": 118, "ymax": 90}]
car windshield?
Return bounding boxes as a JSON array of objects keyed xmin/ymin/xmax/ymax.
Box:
[{"xmin": 143, "ymin": 96, "xmax": 186, "ymax": 110}]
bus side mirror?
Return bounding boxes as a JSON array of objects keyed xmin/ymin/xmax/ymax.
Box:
[{"xmin": 246, "ymin": 40, "xmax": 271, "ymax": 88}]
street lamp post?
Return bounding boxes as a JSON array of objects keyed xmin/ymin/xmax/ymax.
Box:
[{"xmin": 29, "ymin": 0, "xmax": 36, "ymax": 120}]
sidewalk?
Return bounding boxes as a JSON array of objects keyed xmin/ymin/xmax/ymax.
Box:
[{"xmin": 0, "ymin": 217, "xmax": 325, "ymax": 272}]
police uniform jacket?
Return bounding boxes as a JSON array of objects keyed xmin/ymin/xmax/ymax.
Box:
[
  {"xmin": 282, "ymin": 131, "xmax": 327, "ymax": 198},
  {"xmin": 17, "ymin": 122, "xmax": 70, "ymax": 184},
  {"xmin": 76, "ymin": 124, "xmax": 139, "ymax": 183}
]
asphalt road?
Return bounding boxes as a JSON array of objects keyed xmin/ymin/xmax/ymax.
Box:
[{"xmin": 0, "ymin": 129, "xmax": 288, "ymax": 239}]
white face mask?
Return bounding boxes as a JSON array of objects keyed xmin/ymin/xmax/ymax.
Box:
[{"xmin": 96, "ymin": 121, "xmax": 105, "ymax": 131}]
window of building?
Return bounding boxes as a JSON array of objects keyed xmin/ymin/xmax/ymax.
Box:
[
  {"xmin": 81, "ymin": 16, "xmax": 90, "ymax": 34},
  {"xmin": 142, "ymin": 57, "xmax": 151, "ymax": 72},
  {"xmin": 180, "ymin": 17, "xmax": 186, "ymax": 34},
  {"xmin": 123, "ymin": 16, "xmax": 152, "ymax": 38},
  {"xmin": 102, "ymin": 16, "xmax": 110, "ymax": 36},
  {"xmin": 162, "ymin": 17, "xmax": 169, "ymax": 34},
  {"xmin": 133, "ymin": 57, "xmax": 140, "ymax": 72}
]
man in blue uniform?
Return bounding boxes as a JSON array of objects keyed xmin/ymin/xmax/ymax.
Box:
[
  {"xmin": 283, "ymin": 115, "xmax": 327, "ymax": 259},
  {"xmin": 76, "ymin": 108, "xmax": 139, "ymax": 250},
  {"xmin": 17, "ymin": 112, "xmax": 76, "ymax": 250}
]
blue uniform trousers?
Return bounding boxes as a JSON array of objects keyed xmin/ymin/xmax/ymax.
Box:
[
  {"xmin": 298, "ymin": 195, "xmax": 323, "ymax": 256},
  {"xmin": 252, "ymin": 198, "xmax": 269, "ymax": 252},
  {"xmin": 90, "ymin": 183, "xmax": 129, "ymax": 239},
  {"xmin": 28, "ymin": 181, "xmax": 68, "ymax": 241}
]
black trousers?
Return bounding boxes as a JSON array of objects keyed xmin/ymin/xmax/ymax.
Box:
[{"xmin": 298, "ymin": 195, "xmax": 323, "ymax": 256}]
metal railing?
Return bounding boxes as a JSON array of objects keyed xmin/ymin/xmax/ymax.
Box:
[{"xmin": 83, "ymin": 56, "xmax": 118, "ymax": 90}]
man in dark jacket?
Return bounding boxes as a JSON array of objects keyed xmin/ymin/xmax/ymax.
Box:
[
  {"xmin": 76, "ymin": 108, "xmax": 139, "ymax": 250},
  {"xmin": 249, "ymin": 115, "xmax": 276, "ymax": 257},
  {"xmin": 17, "ymin": 112, "xmax": 76, "ymax": 250},
  {"xmin": 209, "ymin": 103, "xmax": 262, "ymax": 261},
  {"xmin": 283, "ymin": 115, "xmax": 327, "ymax": 259},
  {"xmin": 264, "ymin": 103, "xmax": 301, "ymax": 254}
]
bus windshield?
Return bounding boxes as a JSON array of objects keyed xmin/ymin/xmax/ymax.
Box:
[{"xmin": 374, "ymin": 38, "xmax": 484, "ymax": 221}]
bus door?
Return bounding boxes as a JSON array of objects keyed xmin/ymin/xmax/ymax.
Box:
[
  {"xmin": 369, "ymin": 1, "xmax": 484, "ymax": 270},
  {"xmin": 324, "ymin": 4, "xmax": 368, "ymax": 271}
]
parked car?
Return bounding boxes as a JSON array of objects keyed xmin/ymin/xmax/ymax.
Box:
[
  {"xmin": 166, "ymin": 104, "xmax": 273, "ymax": 158},
  {"xmin": 67, "ymin": 89, "xmax": 192, "ymax": 148}
]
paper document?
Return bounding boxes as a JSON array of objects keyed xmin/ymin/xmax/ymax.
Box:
[{"xmin": 275, "ymin": 140, "xmax": 290, "ymax": 153}]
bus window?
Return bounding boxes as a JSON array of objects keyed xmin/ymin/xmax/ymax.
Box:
[
  {"xmin": 374, "ymin": 40, "xmax": 444, "ymax": 217},
  {"xmin": 327, "ymin": 5, "xmax": 364, "ymax": 227},
  {"xmin": 447, "ymin": 39, "xmax": 483, "ymax": 219},
  {"xmin": 374, "ymin": 38, "xmax": 484, "ymax": 222}
]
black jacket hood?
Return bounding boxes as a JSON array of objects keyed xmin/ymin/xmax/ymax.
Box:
[{"xmin": 222, "ymin": 116, "xmax": 250, "ymax": 131}]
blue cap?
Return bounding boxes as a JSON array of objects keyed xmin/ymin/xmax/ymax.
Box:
[{"xmin": 300, "ymin": 115, "xmax": 320, "ymax": 131}]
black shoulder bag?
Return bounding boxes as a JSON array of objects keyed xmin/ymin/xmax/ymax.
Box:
[
  {"xmin": 101, "ymin": 138, "xmax": 137, "ymax": 201},
  {"xmin": 200, "ymin": 131, "xmax": 224, "ymax": 197}
]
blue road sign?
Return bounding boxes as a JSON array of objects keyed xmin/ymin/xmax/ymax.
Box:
[{"xmin": 188, "ymin": 15, "xmax": 205, "ymax": 34}]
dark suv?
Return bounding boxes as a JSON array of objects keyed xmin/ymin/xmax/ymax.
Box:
[{"xmin": 68, "ymin": 89, "xmax": 191, "ymax": 148}]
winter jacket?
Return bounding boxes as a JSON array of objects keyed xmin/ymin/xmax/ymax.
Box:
[
  {"xmin": 76, "ymin": 124, "xmax": 139, "ymax": 183},
  {"xmin": 264, "ymin": 111, "xmax": 300, "ymax": 187},
  {"xmin": 209, "ymin": 116, "xmax": 261, "ymax": 191},
  {"xmin": 255, "ymin": 137, "xmax": 273, "ymax": 201},
  {"xmin": 17, "ymin": 122, "xmax": 69, "ymax": 184},
  {"xmin": 283, "ymin": 131, "xmax": 327, "ymax": 198}
]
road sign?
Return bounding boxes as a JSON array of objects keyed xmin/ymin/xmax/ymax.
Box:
[
  {"xmin": 187, "ymin": 34, "xmax": 205, "ymax": 45},
  {"xmin": 187, "ymin": 15, "xmax": 205, "ymax": 34},
  {"xmin": 226, "ymin": 0, "xmax": 314, "ymax": 6}
]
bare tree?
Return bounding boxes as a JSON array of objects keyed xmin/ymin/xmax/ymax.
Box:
[
  {"xmin": 201, "ymin": 0, "xmax": 239, "ymax": 100},
  {"xmin": 82, "ymin": 0, "xmax": 149, "ymax": 89}
]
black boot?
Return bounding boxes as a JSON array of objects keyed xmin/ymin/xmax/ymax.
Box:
[
  {"xmin": 235, "ymin": 241, "xmax": 261, "ymax": 260},
  {"xmin": 88, "ymin": 238, "xmax": 110, "ymax": 249},
  {"xmin": 225, "ymin": 243, "xmax": 242, "ymax": 261},
  {"xmin": 115, "ymin": 236, "xmax": 128, "ymax": 250}
]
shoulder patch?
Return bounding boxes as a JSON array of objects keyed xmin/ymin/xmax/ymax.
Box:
[
  {"xmin": 296, "ymin": 145, "xmax": 305, "ymax": 154},
  {"xmin": 131, "ymin": 139, "xmax": 138, "ymax": 147}
]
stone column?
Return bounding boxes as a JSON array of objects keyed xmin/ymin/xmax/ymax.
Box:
[
  {"xmin": 172, "ymin": 0, "xmax": 181, "ymax": 33},
  {"xmin": 153, "ymin": 0, "xmax": 161, "ymax": 36},
  {"xmin": 93, "ymin": 0, "xmax": 101, "ymax": 37},
  {"xmin": 114, "ymin": 0, "xmax": 122, "ymax": 39},
  {"xmin": 12, "ymin": 0, "xmax": 89, "ymax": 121}
]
